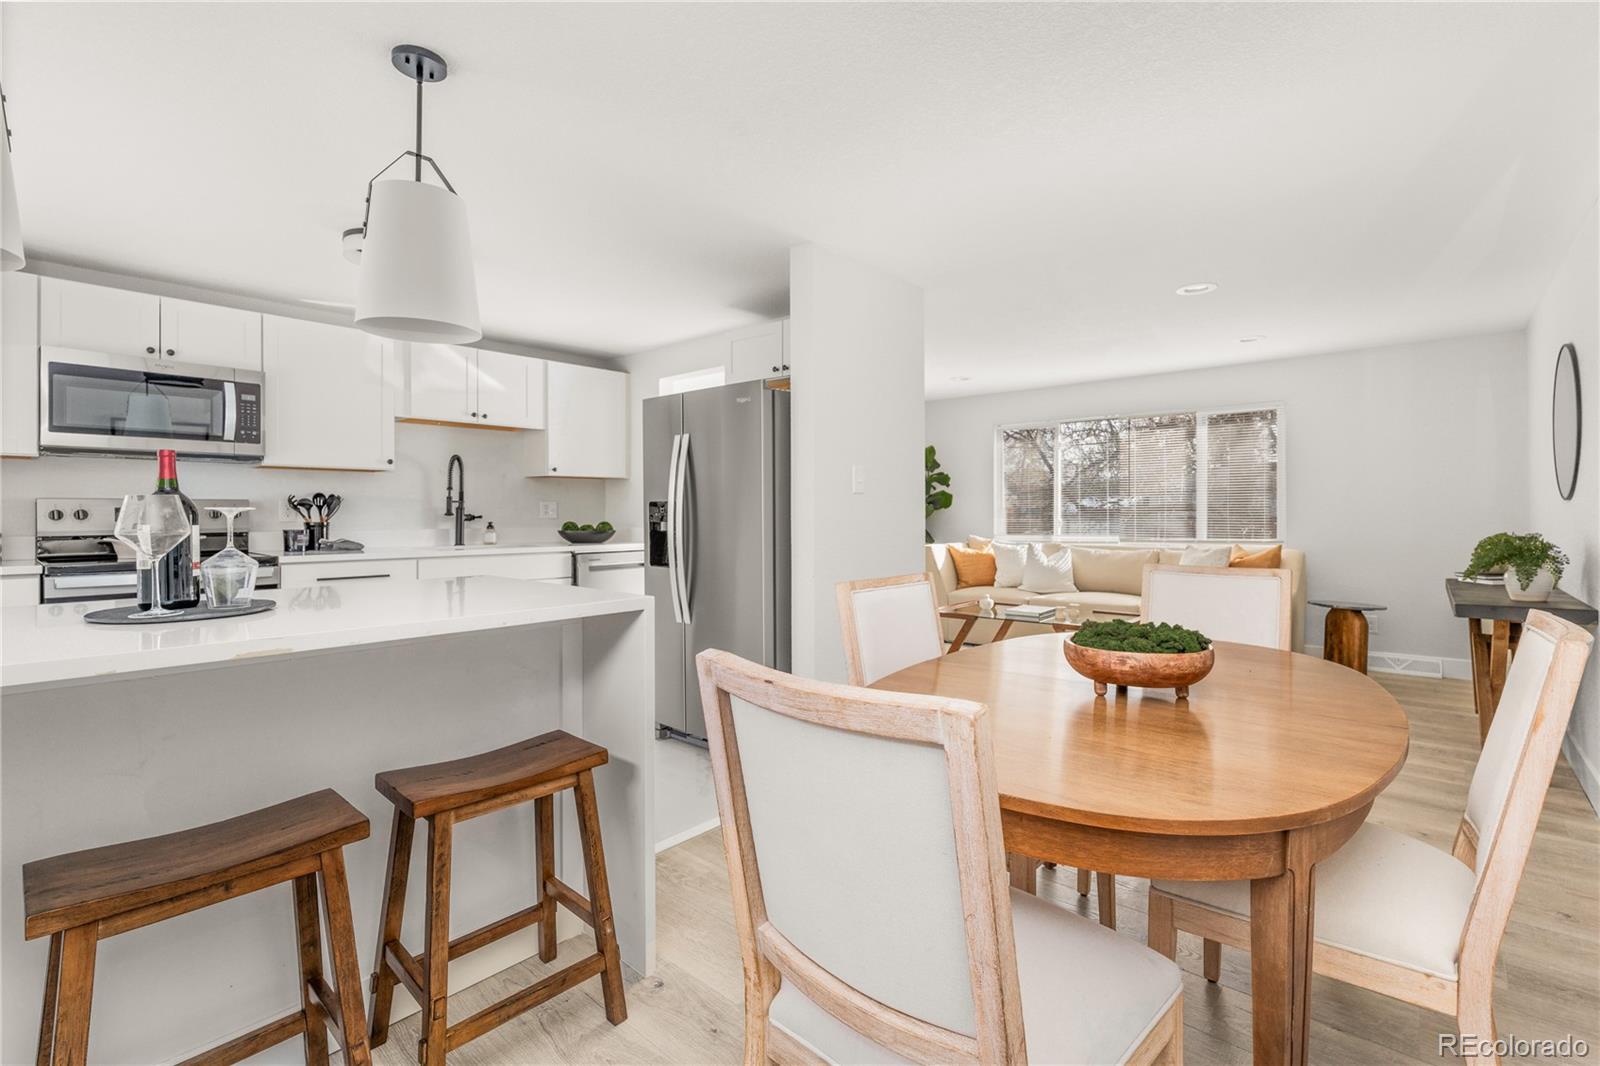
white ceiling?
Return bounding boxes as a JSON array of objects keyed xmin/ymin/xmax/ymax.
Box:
[{"xmin": 4, "ymin": 3, "xmax": 1595, "ymax": 397}]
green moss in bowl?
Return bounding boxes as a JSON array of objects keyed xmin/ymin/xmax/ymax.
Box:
[{"xmin": 1072, "ymin": 619, "xmax": 1212, "ymax": 654}]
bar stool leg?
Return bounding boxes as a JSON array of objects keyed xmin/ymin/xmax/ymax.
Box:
[
  {"xmin": 535, "ymin": 795, "xmax": 558, "ymax": 963},
  {"xmin": 368, "ymin": 809, "xmax": 416, "ymax": 1049},
  {"xmin": 317, "ymin": 848, "xmax": 373, "ymax": 1066},
  {"xmin": 36, "ymin": 932, "xmax": 63, "ymax": 1066},
  {"xmin": 574, "ymin": 770, "xmax": 627, "ymax": 1025},
  {"xmin": 421, "ymin": 812, "xmax": 455, "ymax": 1066},
  {"xmin": 292, "ymin": 875, "xmax": 331, "ymax": 1066},
  {"xmin": 48, "ymin": 925, "xmax": 97, "ymax": 1066}
]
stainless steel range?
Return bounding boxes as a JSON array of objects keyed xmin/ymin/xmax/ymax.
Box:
[{"xmin": 35, "ymin": 497, "xmax": 279, "ymax": 603}]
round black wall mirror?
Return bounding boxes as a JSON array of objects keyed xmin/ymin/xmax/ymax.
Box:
[{"xmin": 1553, "ymin": 343, "xmax": 1581, "ymax": 500}]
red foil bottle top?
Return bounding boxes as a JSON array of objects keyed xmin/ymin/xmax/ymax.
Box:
[{"xmin": 157, "ymin": 449, "xmax": 178, "ymax": 481}]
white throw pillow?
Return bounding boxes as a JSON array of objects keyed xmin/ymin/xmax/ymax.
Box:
[
  {"xmin": 992, "ymin": 542, "xmax": 1027, "ymax": 588},
  {"xmin": 1021, "ymin": 544, "xmax": 1076, "ymax": 593},
  {"xmin": 1179, "ymin": 544, "xmax": 1233, "ymax": 567}
]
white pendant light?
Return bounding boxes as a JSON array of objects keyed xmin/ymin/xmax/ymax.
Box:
[
  {"xmin": 352, "ymin": 46, "xmax": 479, "ymax": 344},
  {"xmin": 1, "ymin": 85, "xmax": 25, "ymax": 272}
]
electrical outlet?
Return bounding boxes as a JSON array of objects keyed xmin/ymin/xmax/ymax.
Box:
[
  {"xmin": 539, "ymin": 501, "xmax": 558, "ymax": 519},
  {"xmin": 279, "ymin": 497, "xmax": 303, "ymax": 523}
]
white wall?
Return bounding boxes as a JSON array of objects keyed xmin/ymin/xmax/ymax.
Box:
[
  {"xmin": 927, "ymin": 331, "xmax": 1529, "ymax": 672},
  {"xmin": 1526, "ymin": 198, "xmax": 1600, "ymax": 809},
  {"xmin": 790, "ymin": 245, "xmax": 924, "ymax": 682}
]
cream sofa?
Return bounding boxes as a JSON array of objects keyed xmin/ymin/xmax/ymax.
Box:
[{"xmin": 925, "ymin": 540, "xmax": 1307, "ymax": 651}]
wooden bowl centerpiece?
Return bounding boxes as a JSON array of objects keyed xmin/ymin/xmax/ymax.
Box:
[{"xmin": 1062, "ymin": 619, "xmax": 1215, "ymax": 699}]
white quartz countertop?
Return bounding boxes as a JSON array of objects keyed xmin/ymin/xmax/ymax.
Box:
[
  {"xmin": 1, "ymin": 577, "xmax": 651, "ymax": 693},
  {"xmin": 275, "ymin": 541, "xmax": 642, "ymax": 565},
  {"xmin": 0, "ymin": 562, "xmax": 42, "ymax": 576}
]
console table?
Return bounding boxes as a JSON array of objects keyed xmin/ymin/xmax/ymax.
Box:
[{"xmin": 1445, "ymin": 578, "xmax": 1598, "ymax": 741}]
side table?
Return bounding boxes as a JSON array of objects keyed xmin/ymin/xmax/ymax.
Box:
[{"xmin": 1309, "ymin": 599, "xmax": 1387, "ymax": 674}]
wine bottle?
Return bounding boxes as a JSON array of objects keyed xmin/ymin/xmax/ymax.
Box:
[{"xmin": 152, "ymin": 449, "xmax": 201, "ymax": 609}]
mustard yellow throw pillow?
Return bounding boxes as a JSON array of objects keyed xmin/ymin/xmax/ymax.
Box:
[
  {"xmin": 949, "ymin": 545, "xmax": 998, "ymax": 588},
  {"xmin": 1229, "ymin": 544, "xmax": 1283, "ymax": 569}
]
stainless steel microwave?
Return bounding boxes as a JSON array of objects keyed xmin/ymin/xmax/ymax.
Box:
[{"xmin": 39, "ymin": 350, "xmax": 264, "ymax": 460}]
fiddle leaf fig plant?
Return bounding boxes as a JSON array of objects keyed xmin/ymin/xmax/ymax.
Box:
[
  {"xmin": 925, "ymin": 445, "xmax": 953, "ymax": 543},
  {"xmin": 1463, "ymin": 532, "xmax": 1568, "ymax": 590}
]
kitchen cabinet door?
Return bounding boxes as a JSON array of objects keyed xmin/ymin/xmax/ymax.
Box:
[
  {"xmin": 262, "ymin": 316, "xmax": 395, "ymax": 471},
  {"xmin": 526, "ymin": 361, "xmax": 627, "ymax": 478},
  {"xmin": 727, "ymin": 320, "xmax": 788, "ymax": 383},
  {"xmin": 158, "ymin": 297, "xmax": 262, "ymax": 371},
  {"xmin": 406, "ymin": 343, "xmax": 474, "ymax": 423},
  {"xmin": 524, "ymin": 357, "xmax": 548, "ymax": 430},
  {"xmin": 39, "ymin": 277, "xmax": 161, "ymax": 358},
  {"xmin": 472, "ymin": 348, "xmax": 533, "ymax": 428},
  {"xmin": 416, "ymin": 553, "xmax": 571, "ymax": 581},
  {"xmin": 2, "ymin": 272, "xmax": 39, "ymax": 456},
  {"xmin": 279, "ymin": 558, "xmax": 417, "ymax": 588}
]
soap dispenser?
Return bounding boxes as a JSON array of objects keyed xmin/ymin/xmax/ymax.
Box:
[{"xmin": 483, "ymin": 521, "xmax": 498, "ymax": 545}]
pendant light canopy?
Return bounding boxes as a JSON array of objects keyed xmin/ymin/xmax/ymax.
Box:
[
  {"xmin": 1, "ymin": 85, "xmax": 25, "ymax": 272},
  {"xmin": 352, "ymin": 46, "xmax": 479, "ymax": 344}
]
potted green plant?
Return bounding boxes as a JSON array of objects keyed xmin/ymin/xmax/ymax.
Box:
[
  {"xmin": 1462, "ymin": 532, "xmax": 1569, "ymax": 602},
  {"xmin": 925, "ymin": 445, "xmax": 953, "ymax": 544}
]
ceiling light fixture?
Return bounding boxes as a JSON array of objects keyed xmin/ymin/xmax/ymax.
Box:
[
  {"xmin": 341, "ymin": 227, "xmax": 364, "ymax": 264},
  {"xmin": 1239, "ymin": 334, "xmax": 1265, "ymax": 344},
  {"xmin": 352, "ymin": 45, "xmax": 480, "ymax": 344},
  {"xmin": 1175, "ymin": 282, "xmax": 1217, "ymax": 296},
  {"xmin": 1, "ymin": 84, "xmax": 25, "ymax": 272}
]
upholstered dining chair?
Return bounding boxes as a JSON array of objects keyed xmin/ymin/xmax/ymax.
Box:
[
  {"xmin": 1146, "ymin": 610, "xmax": 1592, "ymax": 1065},
  {"xmin": 836, "ymin": 573, "xmax": 945, "ymax": 685},
  {"xmin": 696, "ymin": 649, "xmax": 1185, "ymax": 1065},
  {"xmin": 1141, "ymin": 564, "xmax": 1292, "ymax": 651}
]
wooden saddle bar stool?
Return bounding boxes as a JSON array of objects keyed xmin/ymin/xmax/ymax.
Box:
[
  {"xmin": 367, "ymin": 730, "xmax": 627, "ymax": 1065},
  {"xmin": 24, "ymin": 789, "xmax": 372, "ymax": 1066}
]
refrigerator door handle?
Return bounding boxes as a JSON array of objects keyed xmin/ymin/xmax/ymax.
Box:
[
  {"xmin": 665, "ymin": 432, "xmax": 686, "ymax": 623},
  {"xmin": 674, "ymin": 432, "xmax": 693, "ymax": 624}
]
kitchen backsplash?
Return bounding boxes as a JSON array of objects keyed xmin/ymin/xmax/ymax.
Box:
[{"xmin": 0, "ymin": 422, "xmax": 610, "ymax": 555}]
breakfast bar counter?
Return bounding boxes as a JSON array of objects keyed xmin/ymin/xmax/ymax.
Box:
[{"xmin": 0, "ymin": 577, "xmax": 655, "ymax": 1065}]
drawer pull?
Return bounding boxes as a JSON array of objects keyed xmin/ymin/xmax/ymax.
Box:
[{"xmin": 316, "ymin": 573, "xmax": 390, "ymax": 582}]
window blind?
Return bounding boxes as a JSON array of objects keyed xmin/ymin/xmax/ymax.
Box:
[
  {"xmin": 999, "ymin": 426, "xmax": 1056, "ymax": 536},
  {"xmin": 1205, "ymin": 409, "xmax": 1279, "ymax": 540}
]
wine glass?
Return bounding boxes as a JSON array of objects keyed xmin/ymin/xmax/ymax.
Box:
[
  {"xmin": 113, "ymin": 494, "xmax": 192, "ymax": 618},
  {"xmin": 200, "ymin": 506, "xmax": 258, "ymax": 608}
]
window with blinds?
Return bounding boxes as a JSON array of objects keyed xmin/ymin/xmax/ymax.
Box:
[{"xmin": 996, "ymin": 407, "xmax": 1280, "ymax": 541}]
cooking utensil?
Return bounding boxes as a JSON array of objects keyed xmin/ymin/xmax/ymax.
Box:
[
  {"xmin": 288, "ymin": 495, "xmax": 314, "ymax": 523},
  {"xmin": 323, "ymin": 494, "xmax": 342, "ymax": 522}
]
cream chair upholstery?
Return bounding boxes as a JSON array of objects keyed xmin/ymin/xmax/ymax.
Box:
[
  {"xmin": 695, "ymin": 650, "xmax": 1185, "ymax": 1066},
  {"xmin": 1147, "ymin": 611, "xmax": 1593, "ymax": 1065},
  {"xmin": 836, "ymin": 574, "xmax": 945, "ymax": 686},
  {"xmin": 1141, "ymin": 565, "xmax": 1292, "ymax": 650}
]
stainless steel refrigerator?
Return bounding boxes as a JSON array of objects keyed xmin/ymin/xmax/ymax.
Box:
[{"xmin": 645, "ymin": 380, "xmax": 790, "ymax": 739}]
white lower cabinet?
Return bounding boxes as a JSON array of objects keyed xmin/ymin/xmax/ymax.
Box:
[
  {"xmin": 2, "ymin": 574, "xmax": 40, "ymax": 607},
  {"xmin": 262, "ymin": 316, "xmax": 396, "ymax": 471},
  {"xmin": 278, "ymin": 559, "xmax": 418, "ymax": 588},
  {"xmin": 415, "ymin": 553, "xmax": 572, "ymax": 582}
]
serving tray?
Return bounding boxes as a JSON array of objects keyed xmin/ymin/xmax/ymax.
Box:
[{"xmin": 84, "ymin": 599, "xmax": 277, "ymax": 626}]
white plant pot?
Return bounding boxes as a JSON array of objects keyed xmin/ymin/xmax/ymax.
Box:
[{"xmin": 1504, "ymin": 565, "xmax": 1556, "ymax": 602}]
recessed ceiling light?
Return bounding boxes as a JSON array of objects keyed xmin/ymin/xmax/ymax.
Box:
[
  {"xmin": 1239, "ymin": 334, "xmax": 1265, "ymax": 344},
  {"xmin": 951, "ymin": 375, "xmax": 972, "ymax": 382},
  {"xmin": 1175, "ymin": 282, "xmax": 1218, "ymax": 296}
]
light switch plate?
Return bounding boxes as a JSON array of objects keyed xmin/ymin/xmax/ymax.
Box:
[
  {"xmin": 540, "ymin": 501, "xmax": 559, "ymax": 519},
  {"xmin": 851, "ymin": 464, "xmax": 866, "ymax": 494}
]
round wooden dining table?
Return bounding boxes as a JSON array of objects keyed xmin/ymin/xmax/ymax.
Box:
[{"xmin": 871, "ymin": 633, "xmax": 1410, "ymax": 1066}]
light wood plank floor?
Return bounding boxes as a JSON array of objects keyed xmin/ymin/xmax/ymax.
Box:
[{"xmin": 372, "ymin": 674, "xmax": 1598, "ymax": 1065}]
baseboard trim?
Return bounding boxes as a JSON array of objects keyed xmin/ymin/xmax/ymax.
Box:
[
  {"xmin": 656, "ymin": 816, "xmax": 720, "ymax": 854},
  {"xmin": 1563, "ymin": 734, "xmax": 1600, "ymax": 817},
  {"xmin": 1301, "ymin": 646, "xmax": 1469, "ymax": 680}
]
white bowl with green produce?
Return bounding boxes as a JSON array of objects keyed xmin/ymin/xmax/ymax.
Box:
[{"xmin": 558, "ymin": 521, "xmax": 616, "ymax": 544}]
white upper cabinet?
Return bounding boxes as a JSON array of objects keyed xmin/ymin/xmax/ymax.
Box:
[
  {"xmin": 40, "ymin": 278, "xmax": 161, "ymax": 358},
  {"xmin": 403, "ymin": 344, "xmax": 544, "ymax": 430},
  {"xmin": 39, "ymin": 278, "xmax": 261, "ymax": 372},
  {"xmin": 525, "ymin": 361, "xmax": 627, "ymax": 478},
  {"xmin": 158, "ymin": 297, "xmax": 262, "ymax": 371},
  {"xmin": 726, "ymin": 319, "xmax": 789, "ymax": 384},
  {"xmin": 2, "ymin": 272, "xmax": 39, "ymax": 457},
  {"xmin": 261, "ymin": 316, "xmax": 395, "ymax": 471},
  {"xmin": 405, "ymin": 343, "xmax": 475, "ymax": 423}
]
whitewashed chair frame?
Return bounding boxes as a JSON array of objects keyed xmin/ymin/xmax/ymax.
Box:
[
  {"xmin": 1146, "ymin": 610, "xmax": 1592, "ymax": 1066},
  {"xmin": 836, "ymin": 573, "xmax": 945, "ymax": 686},
  {"xmin": 1140, "ymin": 564, "xmax": 1293, "ymax": 651},
  {"xmin": 696, "ymin": 650, "xmax": 1184, "ymax": 1065}
]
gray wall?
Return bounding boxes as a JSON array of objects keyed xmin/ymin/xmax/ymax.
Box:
[{"xmin": 925, "ymin": 330, "xmax": 1529, "ymax": 671}]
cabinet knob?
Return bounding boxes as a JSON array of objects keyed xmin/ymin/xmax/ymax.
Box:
[
  {"xmin": 771, "ymin": 365, "xmax": 779, "ymax": 372},
  {"xmin": 470, "ymin": 411, "xmax": 478, "ymax": 418},
  {"xmin": 551, "ymin": 466, "xmax": 558, "ymax": 472},
  {"xmin": 165, "ymin": 348, "xmax": 175, "ymax": 356},
  {"xmin": 145, "ymin": 346, "xmax": 156, "ymax": 354},
  {"xmin": 387, "ymin": 458, "xmax": 394, "ymax": 465}
]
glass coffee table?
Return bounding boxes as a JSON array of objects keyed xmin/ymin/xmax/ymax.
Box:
[{"xmin": 940, "ymin": 600, "xmax": 1087, "ymax": 653}]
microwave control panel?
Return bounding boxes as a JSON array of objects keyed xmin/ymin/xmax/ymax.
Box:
[{"xmin": 234, "ymin": 383, "xmax": 262, "ymax": 444}]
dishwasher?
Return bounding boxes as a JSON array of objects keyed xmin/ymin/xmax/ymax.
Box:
[{"xmin": 575, "ymin": 550, "xmax": 644, "ymax": 593}]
